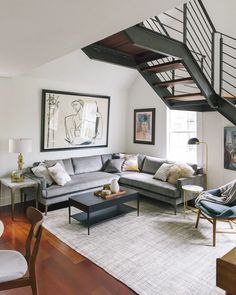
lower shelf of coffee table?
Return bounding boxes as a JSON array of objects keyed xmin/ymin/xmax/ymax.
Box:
[{"xmin": 71, "ymin": 204, "xmax": 136, "ymax": 226}]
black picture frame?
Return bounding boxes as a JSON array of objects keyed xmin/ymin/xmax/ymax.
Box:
[
  {"xmin": 41, "ymin": 89, "xmax": 110, "ymax": 152},
  {"xmin": 133, "ymin": 108, "xmax": 155, "ymax": 145}
]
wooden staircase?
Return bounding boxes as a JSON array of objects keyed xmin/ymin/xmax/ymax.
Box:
[{"xmin": 82, "ymin": 1, "xmax": 236, "ymax": 125}]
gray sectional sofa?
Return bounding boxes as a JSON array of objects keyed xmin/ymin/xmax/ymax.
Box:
[{"xmin": 25, "ymin": 153, "xmax": 206, "ymax": 214}]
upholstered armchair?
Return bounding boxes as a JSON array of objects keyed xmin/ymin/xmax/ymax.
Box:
[{"xmin": 195, "ymin": 188, "xmax": 236, "ymax": 246}]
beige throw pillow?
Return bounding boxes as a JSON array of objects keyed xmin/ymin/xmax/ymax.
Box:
[
  {"xmin": 153, "ymin": 163, "xmax": 173, "ymax": 181},
  {"xmin": 32, "ymin": 162, "xmax": 53, "ymax": 186},
  {"xmin": 167, "ymin": 163, "xmax": 194, "ymax": 184},
  {"xmin": 48, "ymin": 162, "xmax": 71, "ymax": 186}
]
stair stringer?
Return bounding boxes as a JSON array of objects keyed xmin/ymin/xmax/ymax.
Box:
[{"xmin": 124, "ymin": 26, "xmax": 236, "ymax": 125}]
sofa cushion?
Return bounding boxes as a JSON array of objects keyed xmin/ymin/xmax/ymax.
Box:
[
  {"xmin": 101, "ymin": 154, "xmax": 112, "ymax": 169},
  {"xmin": 42, "ymin": 172, "xmax": 119, "ymax": 199},
  {"xmin": 142, "ymin": 156, "xmax": 167, "ymax": 174},
  {"xmin": 119, "ymin": 172, "xmax": 180, "ymax": 199},
  {"xmin": 72, "ymin": 156, "xmax": 103, "ymax": 174},
  {"xmin": 62, "ymin": 159, "xmax": 74, "ymax": 175}
]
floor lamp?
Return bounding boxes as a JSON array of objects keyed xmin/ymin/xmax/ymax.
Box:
[{"xmin": 187, "ymin": 137, "xmax": 208, "ymax": 189}]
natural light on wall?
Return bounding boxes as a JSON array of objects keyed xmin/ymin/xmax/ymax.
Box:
[{"xmin": 167, "ymin": 110, "xmax": 197, "ymax": 163}]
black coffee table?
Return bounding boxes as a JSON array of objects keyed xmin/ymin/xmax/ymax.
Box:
[{"xmin": 68, "ymin": 187, "xmax": 139, "ymax": 235}]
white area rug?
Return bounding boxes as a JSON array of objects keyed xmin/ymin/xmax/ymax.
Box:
[{"xmin": 43, "ymin": 199, "xmax": 236, "ymax": 295}]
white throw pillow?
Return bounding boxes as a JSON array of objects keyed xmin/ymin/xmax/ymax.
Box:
[
  {"xmin": 32, "ymin": 162, "xmax": 53, "ymax": 186},
  {"xmin": 153, "ymin": 163, "xmax": 173, "ymax": 182},
  {"xmin": 48, "ymin": 162, "xmax": 71, "ymax": 186}
]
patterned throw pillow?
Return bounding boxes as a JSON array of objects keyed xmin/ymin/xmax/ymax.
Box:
[
  {"xmin": 31, "ymin": 162, "xmax": 53, "ymax": 186},
  {"xmin": 122, "ymin": 154, "xmax": 139, "ymax": 172},
  {"xmin": 48, "ymin": 162, "xmax": 71, "ymax": 186},
  {"xmin": 153, "ymin": 163, "xmax": 173, "ymax": 182}
]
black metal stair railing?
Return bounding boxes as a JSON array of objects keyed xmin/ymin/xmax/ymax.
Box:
[
  {"xmin": 219, "ymin": 32, "xmax": 236, "ymax": 103},
  {"xmin": 140, "ymin": 0, "xmax": 216, "ymax": 98}
]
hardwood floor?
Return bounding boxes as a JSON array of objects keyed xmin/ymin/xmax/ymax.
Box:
[{"xmin": 0, "ymin": 204, "xmax": 136, "ymax": 295}]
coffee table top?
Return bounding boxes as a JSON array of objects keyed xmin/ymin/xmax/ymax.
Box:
[{"xmin": 69, "ymin": 186, "xmax": 138, "ymax": 208}]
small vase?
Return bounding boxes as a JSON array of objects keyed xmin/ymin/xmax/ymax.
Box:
[{"xmin": 111, "ymin": 179, "xmax": 119, "ymax": 193}]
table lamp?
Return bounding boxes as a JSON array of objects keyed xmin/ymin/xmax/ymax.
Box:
[
  {"xmin": 9, "ymin": 138, "xmax": 32, "ymax": 182},
  {"xmin": 187, "ymin": 137, "xmax": 208, "ymax": 189}
]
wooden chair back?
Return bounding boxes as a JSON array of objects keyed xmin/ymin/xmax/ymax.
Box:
[{"xmin": 25, "ymin": 207, "xmax": 43, "ymax": 275}]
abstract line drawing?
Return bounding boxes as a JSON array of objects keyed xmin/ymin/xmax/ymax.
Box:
[{"xmin": 41, "ymin": 90, "xmax": 109, "ymax": 151}]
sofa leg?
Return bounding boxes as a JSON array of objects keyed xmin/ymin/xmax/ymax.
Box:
[
  {"xmin": 45, "ymin": 205, "xmax": 48, "ymax": 216},
  {"xmin": 174, "ymin": 204, "xmax": 177, "ymax": 215}
]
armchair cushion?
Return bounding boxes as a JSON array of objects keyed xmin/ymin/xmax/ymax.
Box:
[{"xmin": 198, "ymin": 201, "xmax": 236, "ymax": 218}]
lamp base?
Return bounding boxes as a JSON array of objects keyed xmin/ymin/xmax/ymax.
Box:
[{"xmin": 11, "ymin": 170, "xmax": 24, "ymax": 183}]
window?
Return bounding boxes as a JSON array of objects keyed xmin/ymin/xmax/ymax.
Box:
[{"xmin": 167, "ymin": 110, "xmax": 197, "ymax": 163}]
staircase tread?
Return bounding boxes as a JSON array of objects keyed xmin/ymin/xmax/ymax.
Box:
[
  {"xmin": 142, "ymin": 60, "xmax": 184, "ymax": 73},
  {"xmin": 154, "ymin": 77, "xmax": 194, "ymax": 87},
  {"xmin": 165, "ymin": 92, "xmax": 205, "ymax": 101}
]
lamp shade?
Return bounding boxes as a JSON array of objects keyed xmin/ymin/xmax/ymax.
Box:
[
  {"xmin": 187, "ymin": 137, "xmax": 200, "ymax": 145},
  {"xmin": 9, "ymin": 138, "xmax": 32, "ymax": 153}
]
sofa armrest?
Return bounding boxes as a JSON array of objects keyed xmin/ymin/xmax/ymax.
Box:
[
  {"xmin": 177, "ymin": 174, "xmax": 206, "ymax": 191},
  {"xmin": 24, "ymin": 168, "xmax": 47, "ymax": 190}
]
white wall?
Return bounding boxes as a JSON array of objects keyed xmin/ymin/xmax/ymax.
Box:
[
  {"xmin": 126, "ymin": 75, "xmax": 167, "ymax": 158},
  {"xmin": 0, "ymin": 76, "xmax": 129, "ymax": 205},
  {"xmin": 126, "ymin": 75, "xmax": 236, "ymax": 190},
  {"xmin": 202, "ymin": 112, "xmax": 236, "ymax": 189}
]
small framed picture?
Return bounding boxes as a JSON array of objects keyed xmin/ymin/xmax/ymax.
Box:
[{"xmin": 133, "ymin": 108, "xmax": 155, "ymax": 145}]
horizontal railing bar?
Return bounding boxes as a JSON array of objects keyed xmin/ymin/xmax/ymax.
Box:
[
  {"xmin": 223, "ymin": 42, "xmax": 236, "ymax": 51},
  {"xmin": 223, "ymin": 51, "xmax": 236, "ymax": 60},
  {"xmin": 222, "ymin": 88, "xmax": 236, "ymax": 98},
  {"xmin": 161, "ymin": 23, "xmax": 183, "ymax": 34},
  {"xmin": 194, "ymin": 0, "xmax": 216, "ymax": 32},
  {"xmin": 223, "ymin": 61, "xmax": 236, "ymax": 70},
  {"xmin": 223, "ymin": 70, "xmax": 236, "ymax": 80},
  {"xmin": 186, "ymin": 18, "xmax": 212, "ymax": 57},
  {"xmin": 186, "ymin": 28, "xmax": 212, "ymax": 64},
  {"xmin": 145, "ymin": 19, "xmax": 161, "ymax": 33},
  {"xmin": 175, "ymin": 7, "xmax": 184, "ymax": 13},
  {"xmin": 186, "ymin": 29, "xmax": 208, "ymax": 61},
  {"xmin": 163, "ymin": 12, "xmax": 183, "ymax": 23},
  {"xmin": 223, "ymin": 79, "xmax": 236, "ymax": 89},
  {"xmin": 192, "ymin": 0, "xmax": 213, "ymax": 35},
  {"xmin": 218, "ymin": 31, "xmax": 236, "ymax": 41},
  {"xmin": 154, "ymin": 16, "xmax": 170, "ymax": 36},
  {"xmin": 188, "ymin": 2, "xmax": 212, "ymax": 44}
]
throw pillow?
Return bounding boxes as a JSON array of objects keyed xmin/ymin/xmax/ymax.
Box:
[
  {"xmin": 167, "ymin": 163, "xmax": 194, "ymax": 184},
  {"xmin": 153, "ymin": 163, "xmax": 173, "ymax": 182},
  {"xmin": 31, "ymin": 162, "xmax": 53, "ymax": 186},
  {"xmin": 104, "ymin": 159, "xmax": 124, "ymax": 173},
  {"xmin": 48, "ymin": 162, "xmax": 71, "ymax": 186},
  {"xmin": 122, "ymin": 154, "xmax": 139, "ymax": 172}
]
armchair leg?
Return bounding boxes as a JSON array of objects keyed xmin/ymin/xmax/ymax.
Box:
[
  {"xmin": 195, "ymin": 209, "xmax": 201, "ymax": 228},
  {"xmin": 213, "ymin": 219, "xmax": 216, "ymax": 247}
]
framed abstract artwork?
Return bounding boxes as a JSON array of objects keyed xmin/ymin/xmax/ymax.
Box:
[
  {"xmin": 41, "ymin": 89, "xmax": 110, "ymax": 151},
  {"xmin": 224, "ymin": 126, "xmax": 236, "ymax": 171},
  {"xmin": 133, "ymin": 108, "xmax": 155, "ymax": 145}
]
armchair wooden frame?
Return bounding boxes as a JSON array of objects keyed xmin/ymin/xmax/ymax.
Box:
[
  {"xmin": 195, "ymin": 208, "xmax": 236, "ymax": 247},
  {"xmin": 0, "ymin": 207, "xmax": 43, "ymax": 295}
]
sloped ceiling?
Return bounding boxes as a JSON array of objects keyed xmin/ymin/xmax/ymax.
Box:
[{"xmin": 0, "ymin": 0, "xmax": 186, "ymax": 77}]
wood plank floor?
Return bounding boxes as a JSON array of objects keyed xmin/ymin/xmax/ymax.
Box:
[{"xmin": 0, "ymin": 204, "xmax": 136, "ymax": 295}]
